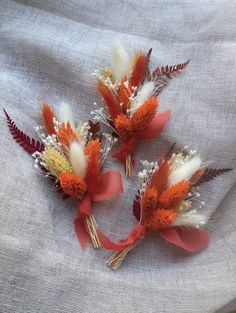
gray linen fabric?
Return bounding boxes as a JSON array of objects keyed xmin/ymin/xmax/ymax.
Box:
[{"xmin": 0, "ymin": 1, "xmax": 236, "ymax": 312}]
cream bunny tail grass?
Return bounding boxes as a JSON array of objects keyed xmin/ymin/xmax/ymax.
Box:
[
  {"xmin": 69, "ymin": 141, "xmax": 87, "ymax": 178},
  {"xmin": 111, "ymin": 42, "xmax": 130, "ymax": 81},
  {"xmin": 130, "ymin": 81, "xmax": 155, "ymax": 114},
  {"xmin": 59, "ymin": 102, "xmax": 75, "ymax": 129},
  {"xmin": 168, "ymin": 155, "xmax": 202, "ymax": 186},
  {"xmin": 172, "ymin": 211, "xmax": 208, "ymax": 228}
]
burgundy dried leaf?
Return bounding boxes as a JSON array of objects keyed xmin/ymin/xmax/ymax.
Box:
[
  {"xmin": 143, "ymin": 48, "xmax": 152, "ymax": 82},
  {"xmin": 196, "ymin": 168, "xmax": 232, "ymax": 186},
  {"xmin": 151, "ymin": 60, "xmax": 190, "ymax": 96},
  {"xmin": 132, "ymin": 193, "xmax": 141, "ymax": 221},
  {"xmin": 88, "ymin": 120, "xmax": 100, "ymax": 139},
  {"xmin": 4, "ymin": 109, "xmax": 44, "ymax": 155}
]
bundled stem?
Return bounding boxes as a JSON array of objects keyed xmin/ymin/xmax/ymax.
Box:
[
  {"xmin": 125, "ymin": 154, "xmax": 133, "ymax": 177},
  {"xmin": 107, "ymin": 244, "xmax": 135, "ymax": 270},
  {"xmin": 85, "ymin": 215, "xmax": 101, "ymax": 248}
]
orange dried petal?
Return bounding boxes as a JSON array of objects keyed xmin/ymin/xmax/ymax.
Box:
[
  {"xmin": 97, "ymin": 79, "xmax": 121, "ymax": 119},
  {"xmin": 141, "ymin": 186, "xmax": 158, "ymax": 220},
  {"xmin": 159, "ymin": 180, "xmax": 190, "ymax": 209},
  {"xmin": 131, "ymin": 97, "xmax": 158, "ymax": 132},
  {"xmin": 41, "ymin": 103, "xmax": 55, "ymax": 135},
  {"xmin": 150, "ymin": 160, "xmax": 169, "ymax": 194},
  {"xmin": 84, "ymin": 139, "xmax": 101, "ymax": 191},
  {"xmin": 130, "ymin": 51, "xmax": 147, "ymax": 88},
  {"xmin": 144, "ymin": 208, "xmax": 176, "ymax": 230},
  {"xmin": 58, "ymin": 122, "xmax": 77, "ymax": 147},
  {"xmin": 115, "ymin": 113, "xmax": 133, "ymax": 139},
  {"xmin": 59, "ymin": 172, "xmax": 87, "ymax": 198},
  {"xmin": 117, "ymin": 76, "xmax": 132, "ymax": 112}
]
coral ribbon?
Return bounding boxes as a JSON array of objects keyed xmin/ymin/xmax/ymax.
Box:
[
  {"xmin": 98, "ymin": 223, "xmax": 146, "ymax": 251},
  {"xmin": 113, "ymin": 110, "xmax": 171, "ymax": 164},
  {"xmin": 158, "ymin": 227, "xmax": 209, "ymax": 252},
  {"xmin": 74, "ymin": 171, "xmax": 123, "ymax": 248},
  {"xmin": 98, "ymin": 222, "xmax": 209, "ymax": 253}
]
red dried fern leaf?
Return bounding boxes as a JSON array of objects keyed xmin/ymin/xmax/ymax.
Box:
[
  {"xmin": 195, "ymin": 168, "xmax": 232, "ymax": 186},
  {"xmin": 4, "ymin": 109, "xmax": 44, "ymax": 155},
  {"xmin": 151, "ymin": 60, "xmax": 190, "ymax": 96}
]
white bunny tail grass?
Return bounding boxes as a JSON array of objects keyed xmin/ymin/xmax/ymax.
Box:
[
  {"xmin": 69, "ymin": 141, "xmax": 87, "ymax": 178},
  {"xmin": 111, "ymin": 42, "xmax": 130, "ymax": 81},
  {"xmin": 59, "ymin": 102, "xmax": 75, "ymax": 129},
  {"xmin": 131, "ymin": 81, "xmax": 155, "ymax": 113},
  {"xmin": 168, "ymin": 155, "xmax": 202, "ymax": 186},
  {"xmin": 172, "ymin": 211, "xmax": 208, "ymax": 228}
]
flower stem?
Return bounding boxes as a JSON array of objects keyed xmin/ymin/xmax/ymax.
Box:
[
  {"xmin": 125, "ymin": 154, "xmax": 133, "ymax": 177},
  {"xmin": 85, "ymin": 215, "xmax": 101, "ymax": 248},
  {"xmin": 107, "ymin": 244, "xmax": 134, "ymax": 270}
]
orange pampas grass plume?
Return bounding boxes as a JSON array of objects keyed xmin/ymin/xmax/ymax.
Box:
[
  {"xmin": 141, "ymin": 187, "xmax": 158, "ymax": 220},
  {"xmin": 150, "ymin": 160, "xmax": 170, "ymax": 194},
  {"xmin": 84, "ymin": 139, "xmax": 101, "ymax": 191},
  {"xmin": 159, "ymin": 181, "xmax": 190, "ymax": 208},
  {"xmin": 145, "ymin": 209, "xmax": 176, "ymax": 230},
  {"xmin": 41, "ymin": 103, "xmax": 55, "ymax": 135},
  {"xmin": 130, "ymin": 52, "xmax": 147, "ymax": 88},
  {"xmin": 115, "ymin": 113, "xmax": 133, "ymax": 139},
  {"xmin": 131, "ymin": 97, "xmax": 158, "ymax": 131},
  {"xmin": 59, "ymin": 172, "xmax": 87, "ymax": 197},
  {"xmin": 97, "ymin": 79, "xmax": 121, "ymax": 119},
  {"xmin": 117, "ymin": 76, "xmax": 132, "ymax": 112},
  {"xmin": 58, "ymin": 122, "xmax": 77, "ymax": 147}
]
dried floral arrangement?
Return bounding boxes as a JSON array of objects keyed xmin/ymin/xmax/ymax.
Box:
[
  {"xmin": 98, "ymin": 147, "xmax": 231, "ymax": 270},
  {"xmin": 4, "ymin": 103, "xmax": 123, "ymax": 249},
  {"xmin": 93, "ymin": 42, "xmax": 189, "ymax": 176}
]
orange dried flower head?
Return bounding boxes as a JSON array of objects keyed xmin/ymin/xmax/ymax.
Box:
[
  {"xmin": 131, "ymin": 97, "xmax": 158, "ymax": 132},
  {"xmin": 130, "ymin": 51, "xmax": 147, "ymax": 88},
  {"xmin": 159, "ymin": 180, "xmax": 190, "ymax": 209},
  {"xmin": 117, "ymin": 76, "xmax": 132, "ymax": 112},
  {"xmin": 41, "ymin": 103, "xmax": 55, "ymax": 135},
  {"xmin": 59, "ymin": 172, "xmax": 87, "ymax": 198},
  {"xmin": 58, "ymin": 122, "xmax": 77, "ymax": 147},
  {"xmin": 115, "ymin": 113, "xmax": 133, "ymax": 139},
  {"xmin": 144, "ymin": 208, "xmax": 176, "ymax": 230},
  {"xmin": 141, "ymin": 186, "xmax": 158, "ymax": 220}
]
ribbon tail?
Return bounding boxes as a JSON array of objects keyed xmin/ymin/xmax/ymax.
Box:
[
  {"xmin": 158, "ymin": 227, "xmax": 209, "ymax": 253},
  {"xmin": 98, "ymin": 223, "xmax": 146, "ymax": 251},
  {"xmin": 93, "ymin": 171, "xmax": 123, "ymax": 202},
  {"xmin": 136, "ymin": 110, "xmax": 171, "ymax": 140}
]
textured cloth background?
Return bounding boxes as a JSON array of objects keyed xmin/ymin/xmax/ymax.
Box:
[{"xmin": 0, "ymin": 1, "xmax": 236, "ymax": 312}]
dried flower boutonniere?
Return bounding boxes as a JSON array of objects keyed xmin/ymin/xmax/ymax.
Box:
[
  {"xmin": 93, "ymin": 42, "xmax": 189, "ymax": 176},
  {"xmin": 4, "ymin": 103, "xmax": 123, "ymax": 249},
  {"xmin": 98, "ymin": 147, "xmax": 231, "ymax": 269}
]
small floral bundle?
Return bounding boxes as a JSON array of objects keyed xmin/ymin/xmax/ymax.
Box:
[
  {"xmin": 98, "ymin": 147, "xmax": 231, "ymax": 269},
  {"xmin": 4, "ymin": 103, "xmax": 123, "ymax": 249},
  {"xmin": 93, "ymin": 42, "xmax": 189, "ymax": 176}
]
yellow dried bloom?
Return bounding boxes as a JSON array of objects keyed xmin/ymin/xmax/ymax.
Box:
[
  {"xmin": 42, "ymin": 147, "xmax": 72, "ymax": 177},
  {"xmin": 102, "ymin": 67, "xmax": 115, "ymax": 84}
]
